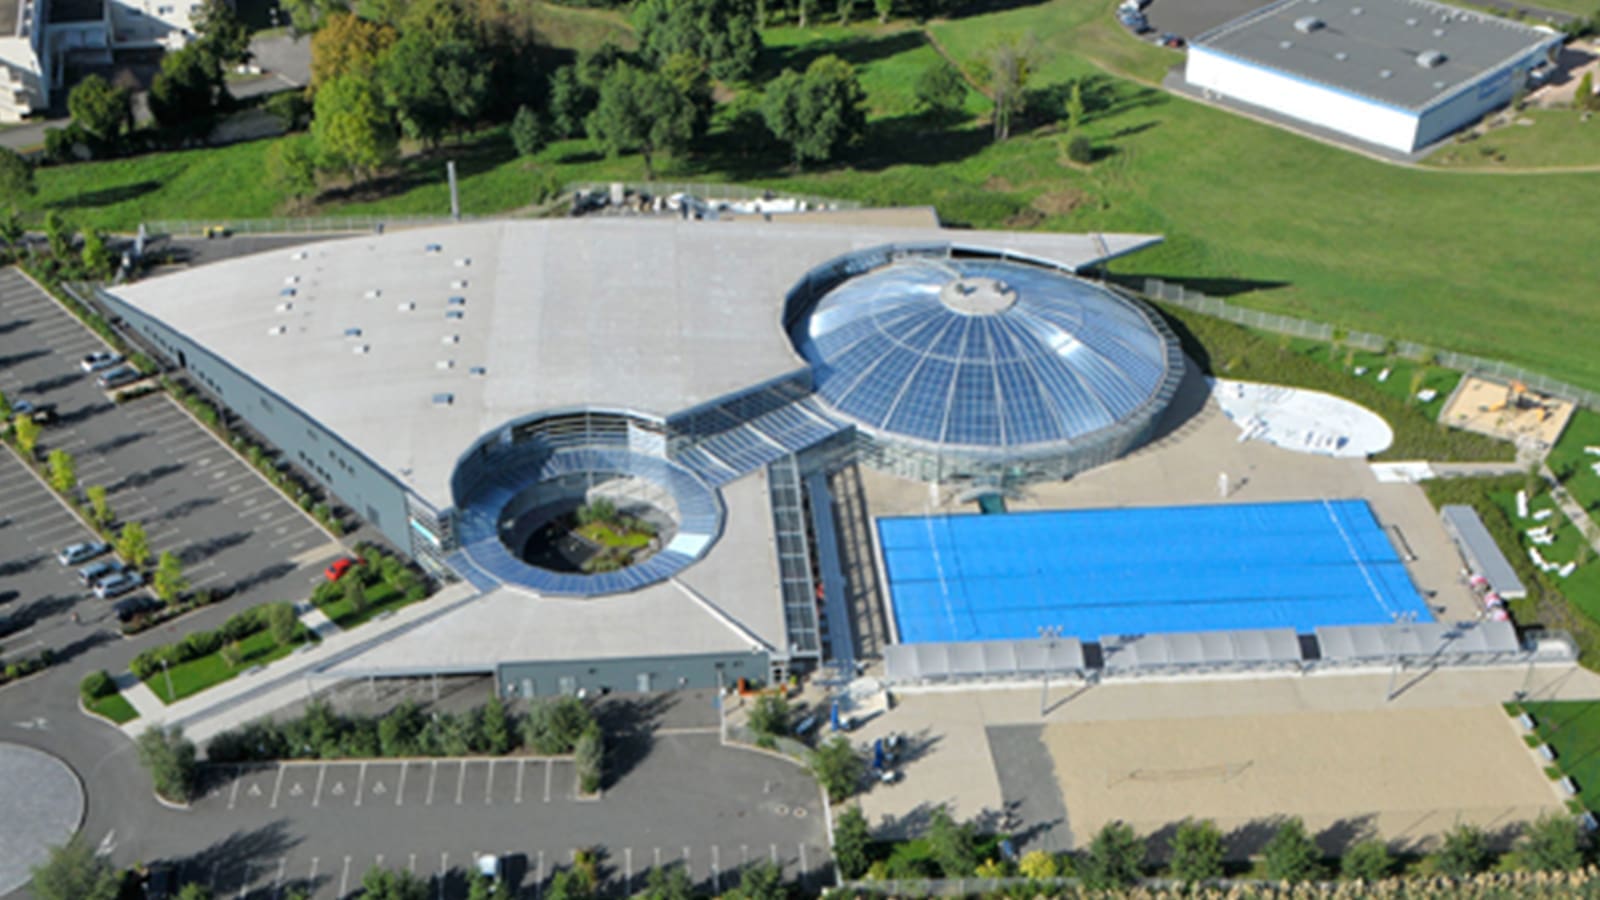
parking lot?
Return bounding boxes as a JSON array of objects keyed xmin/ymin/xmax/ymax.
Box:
[
  {"xmin": 0, "ymin": 449, "xmax": 110, "ymax": 658},
  {"xmin": 0, "ymin": 269, "xmax": 345, "ymax": 660},
  {"xmin": 160, "ymin": 734, "xmax": 828, "ymax": 899}
]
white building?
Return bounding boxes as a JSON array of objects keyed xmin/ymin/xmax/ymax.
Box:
[
  {"xmin": 1185, "ymin": 0, "xmax": 1563, "ymax": 154},
  {"xmin": 0, "ymin": 0, "xmax": 201, "ymax": 121}
]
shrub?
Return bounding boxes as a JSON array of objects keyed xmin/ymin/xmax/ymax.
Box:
[
  {"xmin": 1435, "ymin": 823, "xmax": 1493, "ymax": 877},
  {"xmin": 1169, "ymin": 818, "xmax": 1224, "ymax": 884},
  {"xmin": 807, "ymin": 735, "xmax": 864, "ymax": 803},
  {"xmin": 1018, "ymin": 849, "xmax": 1059, "ymax": 880},
  {"xmin": 1262, "ymin": 817, "xmax": 1322, "ymax": 883},
  {"xmin": 1342, "ymin": 837, "xmax": 1395, "ymax": 881},
  {"xmin": 79, "ymin": 670, "xmax": 116, "ymax": 703},
  {"xmin": 521, "ymin": 695, "xmax": 595, "ymax": 754},
  {"xmin": 137, "ymin": 724, "xmax": 198, "ymax": 802},
  {"xmin": 1066, "ymin": 134, "xmax": 1093, "ymax": 164},
  {"xmin": 833, "ymin": 806, "xmax": 871, "ymax": 880},
  {"xmin": 575, "ymin": 723, "xmax": 603, "ymax": 793},
  {"xmin": 1517, "ymin": 814, "xmax": 1581, "ymax": 873},
  {"xmin": 747, "ymin": 692, "xmax": 790, "ymax": 737},
  {"xmin": 1080, "ymin": 820, "xmax": 1144, "ymax": 889},
  {"xmin": 926, "ymin": 804, "xmax": 977, "ymax": 877}
]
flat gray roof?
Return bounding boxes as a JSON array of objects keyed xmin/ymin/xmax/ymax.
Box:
[
  {"xmin": 323, "ymin": 471, "xmax": 789, "ymax": 669},
  {"xmin": 109, "ymin": 218, "xmax": 1160, "ymax": 509},
  {"xmin": 1194, "ymin": 0, "xmax": 1560, "ymax": 111},
  {"xmin": 1441, "ymin": 504, "xmax": 1527, "ymax": 598}
]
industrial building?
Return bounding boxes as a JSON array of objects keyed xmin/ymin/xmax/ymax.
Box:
[
  {"xmin": 94, "ymin": 217, "xmax": 1175, "ymax": 694},
  {"xmin": 1185, "ymin": 0, "xmax": 1563, "ymax": 153}
]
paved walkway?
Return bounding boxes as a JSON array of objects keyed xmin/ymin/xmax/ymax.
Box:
[
  {"xmin": 117, "ymin": 582, "xmax": 481, "ymax": 746},
  {"xmin": 297, "ymin": 602, "xmax": 341, "ymax": 640},
  {"xmin": 116, "ymin": 676, "xmax": 166, "ymax": 724}
]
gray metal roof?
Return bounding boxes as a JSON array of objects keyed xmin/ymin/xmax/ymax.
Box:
[
  {"xmin": 1100, "ymin": 629, "xmax": 1303, "ymax": 670},
  {"xmin": 1440, "ymin": 504, "xmax": 1527, "ymax": 599},
  {"xmin": 884, "ymin": 639, "xmax": 1085, "ymax": 682},
  {"xmin": 108, "ymin": 219, "xmax": 1161, "ymax": 509},
  {"xmin": 1194, "ymin": 0, "xmax": 1560, "ymax": 111},
  {"xmin": 1315, "ymin": 619, "xmax": 1520, "ymax": 659},
  {"xmin": 793, "ymin": 257, "xmax": 1175, "ymax": 452}
]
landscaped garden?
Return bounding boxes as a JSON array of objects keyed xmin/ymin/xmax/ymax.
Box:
[
  {"xmin": 523, "ymin": 497, "xmax": 663, "ymax": 574},
  {"xmin": 131, "ymin": 603, "xmax": 316, "ymax": 704},
  {"xmin": 79, "ymin": 670, "xmax": 139, "ymax": 724},
  {"xmin": 1508, "ymin": 699, "xmax": 1600, "ymax": 815}
]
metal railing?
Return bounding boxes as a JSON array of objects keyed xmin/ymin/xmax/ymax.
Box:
[
  {"xmin": 144, "ymin": 215, "xmax": 475, "ymax": 237},
  {"xmin": 1140, "ymin": 277, "xmax": 1600, "ymax": 410},
  {"xmin": 565, "ymin": 180, "xmax": 861, "ymax": 210}
]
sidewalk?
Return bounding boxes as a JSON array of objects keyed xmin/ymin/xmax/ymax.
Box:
[
  {"xmin": 119, "ymin": 581, "xmax": 481, "ymax": 745},
  {"xmin": 112, "ymin": 672, "xmax": 165, "ymax": 723}
]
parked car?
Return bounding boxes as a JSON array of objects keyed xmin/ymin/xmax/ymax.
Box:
[
  {"xmin": 81, "ymin": 351, "xmax": 124, "ymax": 373},
  {"xmin": 97, "ymin": 366, "xmax": 143, "ymax": 390},
  {"xmin": 324, "ymin": 556, "xmax": 356, "ymax": 581},
  {"xmin": 475, "ymin": 853, "xmax": 501, "ymax": 882},
  {"xmin": 95, "ymin": 570, "xmax": 143, "ymax": 599},
  {"xmin": 1160, "ymin": 32, "xmax": 1186, "ymax": 48},
  {"xmin": 115, "ymin": 594, "xmax": 161, "ymax": 624},
  {"xmin": 9, "ymin": 399, "xmax": 54, "ymax": 422},
  {"xmin": 78, "ymin": 559, "xmax": 126, "ymax": 586},
  {"xmin": 58, "ymin": 541, "xmax": 110, "ymax": 566}
]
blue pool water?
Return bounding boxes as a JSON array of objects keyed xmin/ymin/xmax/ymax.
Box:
[{"xmin": 878, "ymin": 499, "xmax": 1432, "ymax": 644}]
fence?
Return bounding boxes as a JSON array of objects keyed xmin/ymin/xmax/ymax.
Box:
[
  {"xmin": 1139, "ymin": 278, "xmax": 1600, "ymax": 410},
  {"xmin": 564, "ymin": 180, "xmax": 861, "ymax": 211},
  {"xmin": 144, "ymin": 215, "xmax": 474, "ymax": 237}
]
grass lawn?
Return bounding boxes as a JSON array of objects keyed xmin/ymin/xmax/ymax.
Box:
[
  {"xmin": 86, "ymin": 690, "xmax": 139, "ymax": 724},
  {"xmin": 1548, "ymin": 408, "xmax": 1600, "ymax": 515},
  {"xmin": 1511, "ymin": 700, "xmax": 1600, "ymax": 813},
  {"xmin": 1426, "ymin": 108, "xmax": 1600, "ymax": 169},
  {"xmin": 1287, "ymin": 340, "xmax": 1463, "ymax": 422},
  {"xmin": 26, "ymin": 0, "xmax": 1600, "ymax": 393},
  {"xmin": 144, "ymin": 628, "xmax": 312, "ymax": 704},
  {"xmin": 316, "ymin": 580, "xmax": 423, "ymax": 630},
  {"xmin": 575, "ymin": 520, "xmax": 653, "ymax": 549},
  {"xmin": 526, "ymin": 0, "xmax": 637, "ymax": 52}
]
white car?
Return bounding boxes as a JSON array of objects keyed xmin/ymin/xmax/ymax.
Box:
[
  {"xmin": 95, "ymin": 570, "xmax": 143, "ymax": 599},
  {"xmin": 475, "ymin": 853, "xmax": 501, "ymax": 881},
  {"xmin": 81, "ymin": 351, "xmax": 123, "ymax": 373}
]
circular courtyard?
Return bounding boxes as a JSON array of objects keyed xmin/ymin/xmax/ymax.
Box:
[{"xmin": 0, "ymin": 743, "xmax": 86, "ymax": 895}]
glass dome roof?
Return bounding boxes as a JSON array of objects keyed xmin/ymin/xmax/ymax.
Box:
[{"xmin": 792, "ymin": 257, "xmax": 1174, "ymax": 450}]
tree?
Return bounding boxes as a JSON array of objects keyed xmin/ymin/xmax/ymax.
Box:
[
  {"xmin": 47, "ymin": 449, "xmax": 76, "ymax": 495},
  {"xmin": 80, "ymin": 230, "xmax": 114, "ymax": 278},
  {"xmin": 44, "ymin": 209, "xmax": 72, "ymax": 259},
  {"xmin": 914, "ymin": 60, "xmax": 966, "ymax": 118},
  {"xmin": 264, "ymin": 91, "xmax": 312, "ymax": 130},
  {"xmin": 0, "ymin": 145, "xmax": 33, "ymax": 205},
  {"xmin": 639, "ymin": 864, "xmax": 692, "ymax": 900},
  {"xmin": 1169, "ymin": 818, "xmax": 1224, "ymax": 885},
  {"xmin": 1578, "ymin": 70, "xmax": 1596, "ymax": 112},
  {"xmin": 1066, "ymin": 133, "xmax": 1093, "ymax": 164},
  {"xmin": 1435, "ymin": 823, "xmax": 1493, "ymax": 878},
  {"xmin": 1064, "ymin": 79, "xmax": 1085, "ymax": 134},
  {"xmin": 762, "ymin": 55, "xmax": 867, "ymax": 169},
  {"xmin": 546, "ymin": 65, "xmax": 591, "ymax": 139},
  {"xmin": 313, "ymin": 72, "xmax": 398, "ymax": 181},
  {"xmin": 118, "ymin": 520, "xmax": 151, "ymax": 569},
  {"xmin": 873, "ymin": 0, "xmax": 891, "ymax": 21},
  {"xmin": 836, "ymin": 0, "xmax": 852, "ymax": 25},
  {"xmin": 343, "ymin": 574, "xmax": 368, "ymax": 613},
  {"xmin": 521, "ymin": 695, "xmax": 594, "ymax": 753},
  {"xmin": 310, "ymin": 13, "xmax": 396, "ymax": 87},
  {"xmin": 13, "ymin": 414, "xmax": 40, "ymax": 457},
  {"xmin": 1017, "ymin": 849, "xmax": 1059, "ymax": 880},
  {"xmin": 1262, "ymin": 817, "xmax": 1322, "ymax": 883},
  {"xmin": 435, "ymin": 40, "xmax": 490, "ymax": 137},
  {"xmin": 661, "ymin": 52, "xmax": 714, "ymax": 139},
  {"xmin": 726, "ymin": 861, "xmax": 785, "ymax": 900},
  {"xmin": 1518, "ymin": 813, "xmax": 1582, "ymax": 872},
  {"xmin": 574, "ymin": 722, "xmax": 603, "ymax": 793},
  {"xmin": 150, "ymin": 44, "xmax": 225, "ymax": 142},
  {"xmin": 268, "ymin": 600, "xmax": 298, "ymax": 645},
  {"xmin": 807, "ymin": 736, "xmax": 864, "ymax": 802},
  {"xmin": 265, "ymin": 136, "xmax": 319, "ymax": 202},
  {"xmin": 465, "ymin": 871, "xmax": 510, "ymax": 900},
  {"xmin": 586, "ymin": 64, "xmax": 696, "ymax": 179},
  {"xmin": 28, "ymin": 834, "xmax": 121, "ymax": 900},
  {"xmin": 481, "ymin": 692, "xmax": 511, "ymax": 753},
  {"xmin": 926, "ymin": 804, "xmax": 977, "ymax": 877},
  {"xmin": 509, "ymin": 104, "xmax": 547, "ymax": 158},
  {"xmin": 546, "ymin": 868, "xmax": 593, "ymax": 900},
  {"xmin": 984, "ymin": 37, "xmax": 1034, "ymax": 141},
  {"xmin": 137, "ymin": 724, "xmax": 199, "ymax": 802},
  {"xmin": 1080, "ymin": 820, "xmax": 1144, "ymax": 889},
  {"xmin": 68, "ymin": 74, "xmax": 132, "ymax": 149},
  {"xmin": 0, "ymin": 388, "xmax": 10, "ymax": 420},
  {"xmin": 358, "ymin": 865, "xmax": 428, "ymax": 900},
  {"xmin": 833, "ymin": 805, "xmax": 871, "ymax": 879},
  {"xmin": 192, "ymin": 0, "xmax": 252, "ymax": 64},
  {"xmin": 153, "ymin": 551, "xmax": 189, "ymax": 605},
  {"xmin": 633, "ymin": 0, "xmax": 762, "ymax": 82},
  {"xmin": 1341, "ymin": 837, "xmax": 1394, "ymax": 881},
  {"xmin": 747, "ymin": 692, "xmax": 790, "ymax": 736},
  {"xmin": 0, "ymin": 208, "xmax": 23, "ymax": 249}
]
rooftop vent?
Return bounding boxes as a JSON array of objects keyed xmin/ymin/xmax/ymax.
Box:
[
  {"xmin": 1280, "ymin": 39, "xmax": 1294, "ymax": 48},
  {"xmin": 398, "ymin": 301, "xmax": 416, "ymax": 311},
  {"xmin": 284, "ymin": 275, "xmax": 299, "ymax": 285},
  {"xmin": 1334, "ymin": 50, "xmax": 1349, "ymax": 60},
  {"xmin": 432, "ymin": 393, "xmax": 454, "ymax": 406},
  {"xmin": 445, "ymin": 310, "xmax": 465, "ymax": 320},
  {"xmin": 443, "ymin": 334, "xmax": 460, "ymax": 344},
  {"xmin": 450, "ymin": 279, "xmax": 468, "ymax": 289},
  {"xmin": 454, "ymin": 258, "xmax": 471, "ymax": 268},
  {"xmin": 343, "ymin": 327, "xmax": 363, "ymax": 338},
  {"xmin": 436, "ymin": 360, "xmax": 455, "ymax": 370},
  {"xmin": 1379, "ymin": 68, "xmax": 1393, "ymax": 78},
  {"xmin": 469, "ymin": 366, "xmax": 487, "ymax": 376},
  {"xmin": 1417, "ymin": 49, "xmax": 1447, "ymax": 68},
  {"xmin": 425, "ymin": 243, "xmax": 443, "ymax": 254},
  {"xmin": 279, "ymin": 287, "xmax": 296, "ymax": 297},
  {"xmin": 364, "ymin": 289, "xmax": 381, "ymax": 299},
  {"xmin": 1433, "ymin": 80, "xmax": 1446, "ymax": 89},
  {"xmin": 1293, "ymin": 15, "xmax": 1323, "ymax": 32},
  {"xmin": 268, "ymin": 325, "xmax": 287, "ymax": 336},
  {"xmin": 1405, "ymin": 16, "xmax": 1417, "ymax": 25},
  {"xmin": 290, "ymin": 251, "xmax": 308, "ymax": 261},
  {"xmin": 447, "ymin": 296, "xmax": 466, "ymax": 306},
  {"xmin": 276, "ymin": 301, "xmax": 293, "ymax": 312},
  {"xmin": 1350, "ymin": 5, "xmax": 1361, "ymax": 13}
]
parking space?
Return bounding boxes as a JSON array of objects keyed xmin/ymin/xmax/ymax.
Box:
[
  {"xmin": 0, "ymin": 450, "xmax": 109, "ymax": 661},
  {"xmin": 160, "ymin": 734, "xmax": 829, "ymax": 899},
  {"xmin": 0, "ymin": 270, "xmax": 345, "ymax": 639}
]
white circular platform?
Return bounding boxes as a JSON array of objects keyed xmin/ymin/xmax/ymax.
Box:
[
  {"xmin": 0, "ymin": 743, "xmax": 85, "ymax": 895},
  {"xmin": 1212, "ymin": 379, "xmax": 1392, "ymax": 458}
]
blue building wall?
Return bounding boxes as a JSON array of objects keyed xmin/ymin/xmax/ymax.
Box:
[
  {"xmin": 497, "ymin": 650, "xmax": 769, "ymax": 698},
  {"xmin": 94, "ymin": 289, "xmax": 417, "ymax": 555}
]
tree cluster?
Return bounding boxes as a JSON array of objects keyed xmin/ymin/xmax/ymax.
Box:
[{"xmin": 137, "ymin": 724, "xmax": 199, "ymax": 802}]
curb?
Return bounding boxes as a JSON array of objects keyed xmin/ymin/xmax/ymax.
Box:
[
  {"xmin": 200, "ymin": 752, "xmax": 578, "ymax": 767},
  {"xmin": 77, "ymin": 694, "xmax": 140, "ymax": 728}
]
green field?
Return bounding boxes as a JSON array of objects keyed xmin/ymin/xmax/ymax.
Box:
[
  {"xmin": 1548, "ymin": 408, "xmax": 1600, "ymax": 514},
  {"xmin": 144, "ymin": 628, "xmax": 311, "ymax": 704},
  {"xmin": 1512, "ymin": 700, "xmax": 1600, "ymax": 813},
  {"xmin": 86, "ymin": 690, "xmax": 139, "ymax": 724},
  {"xmin": 576, "ymin": 520, "xmax": 654, "ymax": 549},
  {"xmin": 1427, "ymin": 109, "xmax": 1600, "ymax": 169},
  {"xmin": 26, "ymin": 0, "xmax": 1600, "ymax": 393},
  {"xmin": 316, "ymin": 580, "xmax": 424, "ymax": 630}
]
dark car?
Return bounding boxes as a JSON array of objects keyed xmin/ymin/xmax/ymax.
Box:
[
  {"xmin": 115, "ymin": 594, "xmax": 161, "ymax": 624},
  {"xmin": 78, "ymin": 559, "xmax": 126, "ymax": 586},
  {"xmin": 10, "ymin": 399, "xmax": 55, "ymax": 423},
  {"xmin": 97, "ymin": 365, "xmax": 142, "ymax": 390},
  {"xmin": 1161, "ymin": 32, "xmax": 1186, "ymax": 48}
]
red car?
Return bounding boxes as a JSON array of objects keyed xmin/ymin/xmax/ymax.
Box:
[{"xmin": 324, "ymin": 557, "xmax": 356, "ymax": 581}]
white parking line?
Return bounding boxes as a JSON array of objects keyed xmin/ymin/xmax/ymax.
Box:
[
  {"xmin": 408, "ymin": 853, "xmax": 416, "ymax": 876},
  {"xmin": 355, "ymin": 761, "xmax": 368, "ymax": 807},
  {"xmin": 484, "ymin": 759, "xmax": 494, "ymax": 805},
  {"xmin": 270, "ymin": 766, "xmax": 285, "ymax": 808},
  {"xmin": 454, "ymin": 760, "xmax": 466, "ymax": 805},
  {"xmin": 711, "ymin": 845, "xmax": 720, "ymax": 892},
  {"xmin": 228, "ymin": 770, "xmax": 241, "ymax": 810},
  {"xmin": 396, "ymin": 761, "xmax": 407, "ymax": 807},
  {"xmin": 274, "ymin": 858, "xmax": 285, "ymax": 895},
  {"xmin": 544, "ymin": 760, "xmax": 553, "ymax": 802},
  {"xmin": 313, "ymin": 763, "xmax": 327, "ymax": 807},
  {"xmin": 515, "ymin": 759, "xmax": 525, "ymax": 804},
  {"xmin": 437, "ymin": 853, "xmax": 449, "ymax": 900},
  {"xmin": 307, "ymin": 856, "xmax": 318, "ymax": 889},
  {"xmin": 338, "ymin": 856, "xmax": 351, "ymax": 898},
  {"xmin": 426, "ymin": 760, "xmax": 437, "ymax": 806}
]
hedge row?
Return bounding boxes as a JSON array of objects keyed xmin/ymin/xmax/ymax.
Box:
[
  {"xmin": 0, "ymin": 648, "xmax": 53, "ymax": 686},
  {"xmin": 129, "ymin": 602, "xmax": 294, "ymax": 680}
]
